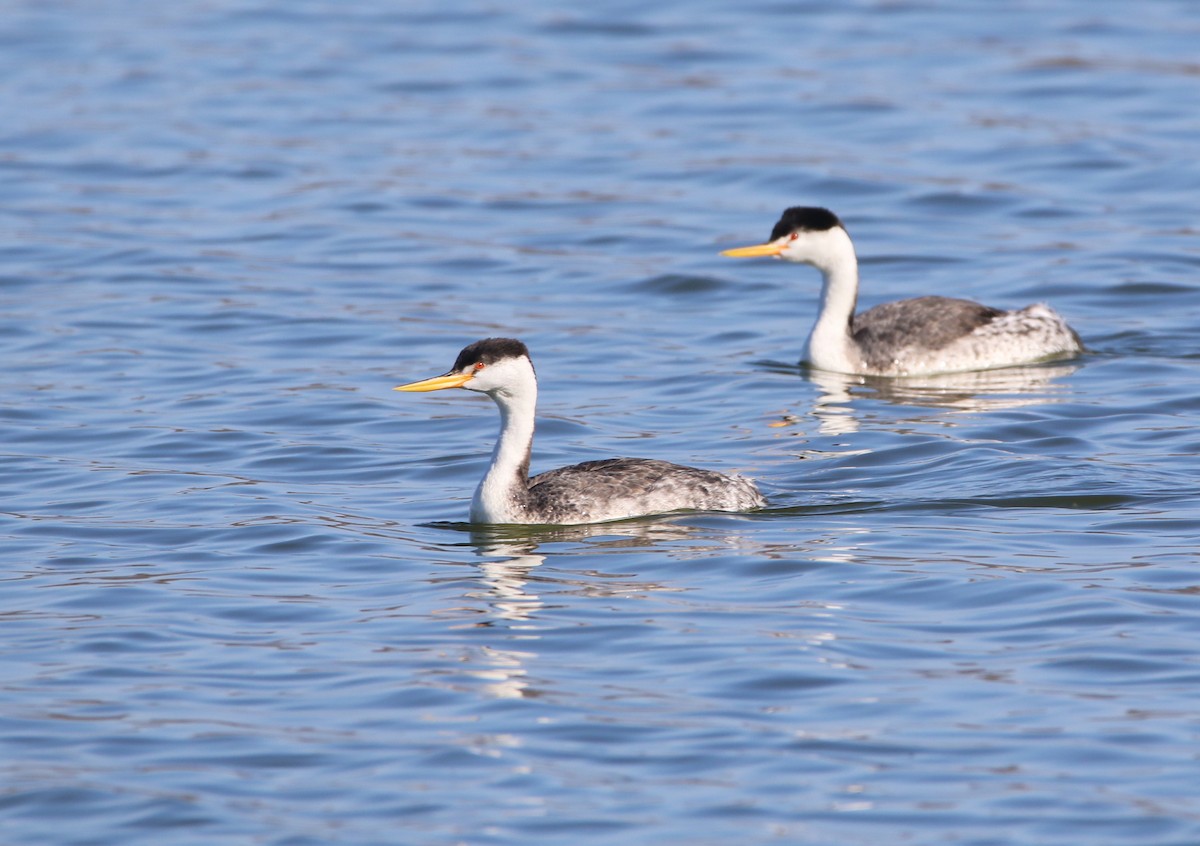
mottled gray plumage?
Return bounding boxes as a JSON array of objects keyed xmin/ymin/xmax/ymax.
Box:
[
  {"xmin": 525, "ymin": 457, "xmax": 766, "ymax": 525},
  {"xmin": 851, "ymin": 295, "xmax": 1005, "ymax": 373}
]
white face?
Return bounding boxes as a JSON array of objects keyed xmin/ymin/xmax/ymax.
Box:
[
  {"xmin": 775, "ymin": 226, "xmax": 851, "ymax": 268},
  {"xmin": 458, "ymin": 354, "xmax": 534, "ymax": 396}
]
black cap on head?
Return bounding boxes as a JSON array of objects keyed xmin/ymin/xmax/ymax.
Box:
[
  {"xmin": 769, "ymin": 207, "xmax": 843, "ymax": 241},
  {"xmin": 453, "ymin": 337, "xmax": 531, "ymax": 372}
]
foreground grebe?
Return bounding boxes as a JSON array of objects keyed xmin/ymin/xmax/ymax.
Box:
[
  {"xmin": 395, "ymin": 338, "xmax": 766, "ymax": 525},
  {"xmin": 722, "ymin": 207, "xmax": 1084, "ymax": 376}
]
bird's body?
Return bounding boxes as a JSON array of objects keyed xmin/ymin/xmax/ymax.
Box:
[
  {"xmin": 830, "ymin": 295, "xmax": 1078, "ymax": 377},
  {"xmin": 396, "ymin": 338, "xmax": 765, "ymax": 525},
  {"xmin": 723, "ymin": 207, "xmax": 1083, "ymax": 377},
  {"xmin": 522, "ymin": 457, "xmax": 763, "ymax": 525}
]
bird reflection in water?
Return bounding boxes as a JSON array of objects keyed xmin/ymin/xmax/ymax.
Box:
[
  {"xmin": 772, "ymin": 361, "xmax": 1082, "ymax": 436},
  {"xmin": 456, "ymin": 522, "xmax": 699, "ymax": 700}
]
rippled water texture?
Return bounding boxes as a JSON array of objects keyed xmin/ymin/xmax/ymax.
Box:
[{"xmin": 3, "ymin": 1, "xmax": 1200, "ymax": 844}]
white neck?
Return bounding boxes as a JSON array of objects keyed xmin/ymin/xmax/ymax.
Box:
[
  {"xmin": 794, "ymin": 227, "xmax": 862, "ymax": 373},
  {"xmin": 470, "ymin": 368, "xmax": 537, "ymax": 523}
]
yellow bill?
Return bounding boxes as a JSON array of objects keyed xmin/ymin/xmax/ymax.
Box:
[
  {"xmin": 720, "ymin": 241, "xmax": 785, "ymax": 258},
  {"xmin": 394, "ymin": 371, "xmax": 473, "ymax": 392}
]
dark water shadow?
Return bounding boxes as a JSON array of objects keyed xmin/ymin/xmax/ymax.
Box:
[{"xmin": 420, "ymin": 513, "xmax": 763, "ymax": 553}]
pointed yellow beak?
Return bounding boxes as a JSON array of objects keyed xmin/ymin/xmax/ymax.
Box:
[
  {"xmin": 394, "ymin": 371, "xmax": 473, "ymax": 392},
  {"xmin": 720, "ymin": 241, "xmax": 786, "ymax": 258}
]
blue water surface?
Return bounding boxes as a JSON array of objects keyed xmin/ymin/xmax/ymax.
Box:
[{"xmin": 2, "ymin": 1, "xmax": 1199, "ymax": 844}]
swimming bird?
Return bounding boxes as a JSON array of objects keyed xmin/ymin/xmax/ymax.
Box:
[
  {"xmin": 721, "ymin": 207, "xmax": 1083, "ymax": 376},
  {"xmin": 395, "ymin": 338, "xmax": 766, "ymax": 525}
]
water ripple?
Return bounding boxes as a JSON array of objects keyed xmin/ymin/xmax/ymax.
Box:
[{"xmin": 3, "ymin": 1, "xmax": 1200, "ymax": 845}]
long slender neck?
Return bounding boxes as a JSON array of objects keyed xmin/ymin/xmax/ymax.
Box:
[
  {"xmin": 800, "ymin": 227, "xmax": 861, "ymax": 371},
  {"xmin": 470, "ymin": 375, "xmax": 536, "ymax": 523}
]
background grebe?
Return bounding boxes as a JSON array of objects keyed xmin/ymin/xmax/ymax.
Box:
[
  {"xmin": 395, "ymin": 338, "xmax": 766, "ymax": 525},
  {"xmin": 722, "ymin": 207, "xmax": 1084, "ymax": 377}
]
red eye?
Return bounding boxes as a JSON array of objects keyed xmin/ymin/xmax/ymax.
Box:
[
  {"xmin": 789, "ymin": 232, "xmax": 799, "ymax": 241},
  {"xmin": 473, "ymin": 362, "xmax": 486, "ymax": 372}
]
